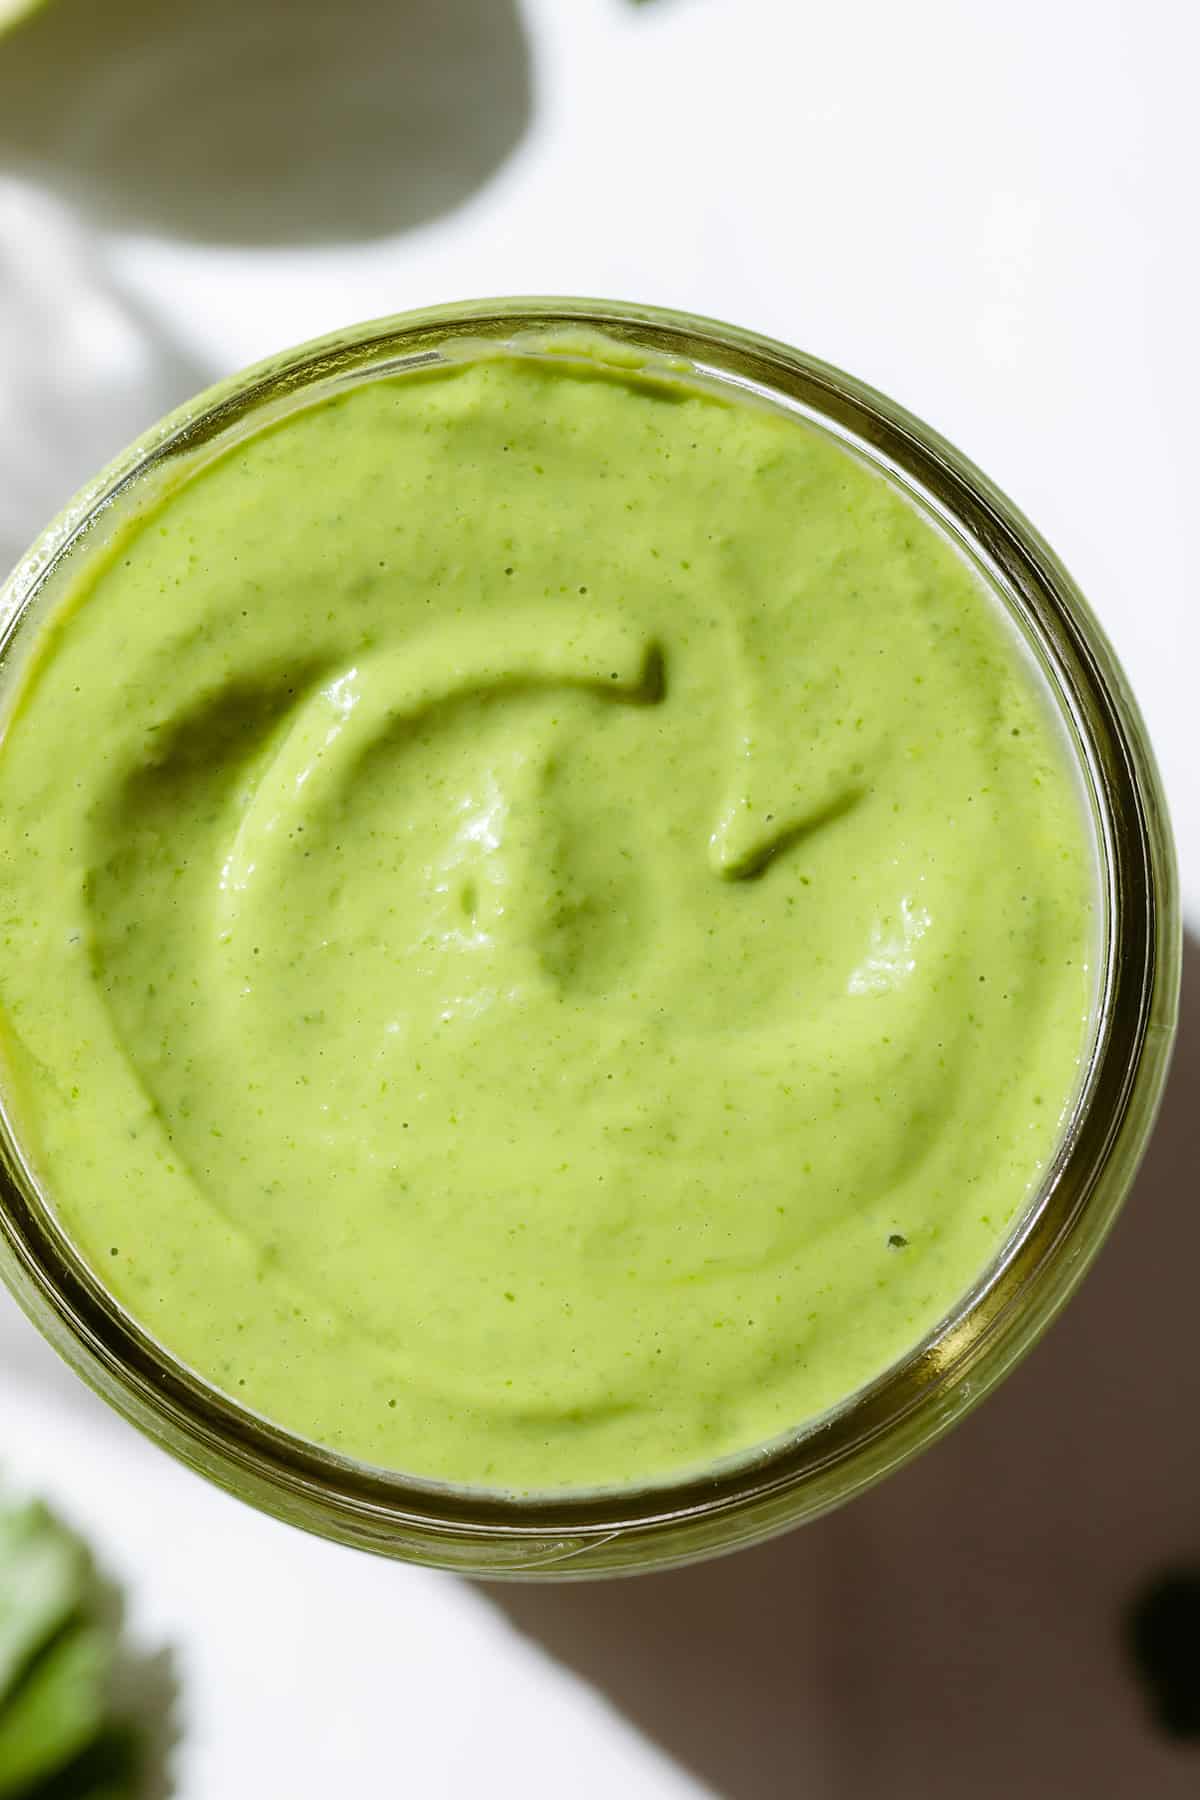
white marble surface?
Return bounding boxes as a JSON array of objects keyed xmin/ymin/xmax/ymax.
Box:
[{"xmin": 0, "ymin": 1, "xmax": 1196, "ymax": 1795}]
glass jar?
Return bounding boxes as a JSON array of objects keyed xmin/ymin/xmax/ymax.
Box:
[{"xmin": 0, "ymin": 299, "xmax": 1180, "ymax": 1577}]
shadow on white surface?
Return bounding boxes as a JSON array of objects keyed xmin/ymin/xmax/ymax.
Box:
[
  {"xmin": 0, "ymin": 0, "xmax": 532, "ymax": 246},
  {"xmin": 491, "ymin": 933, "xmax": 1199, "ymax": 1800},
  {"xmin": 0, "ymin": 187, "xmax": 215, "ymax": 579}
]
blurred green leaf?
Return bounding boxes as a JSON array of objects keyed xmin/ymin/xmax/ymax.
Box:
[
  {"xmin": 0, "ymin": 1625, "xmax": 110, "ymax": 1798},
  {"xmin": 30, "ymin": 1725, "xmax": 141, "ymax": 1800},
  {"xmin": 0, "ymin": 1504, "xmax": 90, "ymax": 1707},
  {"xmin": 0, "ymin": 0, "xmax": 50, "ymax": 38},
  {"xmin": 0, "ymin": 1496, "xmax": 150, "ymax": 1798}
]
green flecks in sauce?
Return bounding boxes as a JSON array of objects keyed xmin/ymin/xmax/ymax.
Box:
[{"xmin": 0, "ymin": 347, "xmax": 1095, "ymax": 1493}]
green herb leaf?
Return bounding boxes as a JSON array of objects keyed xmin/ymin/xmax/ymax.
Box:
[
  {"xmin": 24, "ymin": 1725, "xmax": 141, "ymax": 1800},
  {"xmin": 0, "ymin": 1624, "xmax": 110, "ymax": 1798},
  {"xmin": 0, "ymin": 1502, "xmax": 90, "ymax": 1707},
  {"xmin": 0, "ymin": 1495, "xmax": 147, "ymax": 1798}
]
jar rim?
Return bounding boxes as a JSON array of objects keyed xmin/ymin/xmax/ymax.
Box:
[{"xmin": 0, "ymin": 297, "xmax": 1181, "ymax": 1576}]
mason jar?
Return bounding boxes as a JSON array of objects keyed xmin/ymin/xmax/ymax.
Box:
[{"xmin": 0, "ymin": 299, "xmax": 1180, "ymax": 1576}]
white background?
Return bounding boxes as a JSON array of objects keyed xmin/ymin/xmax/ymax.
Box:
[{"xmin": 0, "ymin": 2, "xmax": 1197, "ymax": 1795}]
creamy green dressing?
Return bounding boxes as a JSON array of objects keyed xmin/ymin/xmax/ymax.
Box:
[{"xmin": 0, "ymin": 346, "xmax": 1094, "ymax": 1492}]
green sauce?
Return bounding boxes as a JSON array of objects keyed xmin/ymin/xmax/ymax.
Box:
[{"xmin": 0, "ymin": 346, "xmax": 1094, "ymax": 1492}]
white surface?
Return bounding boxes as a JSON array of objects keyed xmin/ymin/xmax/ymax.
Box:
[{"xmin": 0, "ymin": 2, "xmax": 1197, "ymax": 1796}]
